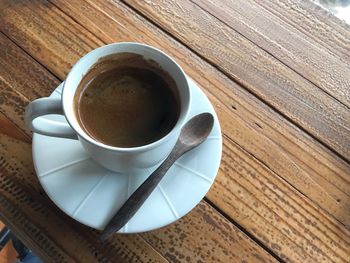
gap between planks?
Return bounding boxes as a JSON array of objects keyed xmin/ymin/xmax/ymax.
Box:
[
  {"xmin": 203, "ymin": 197, "xmax": 285, "ymax": 263},
  {"xmin": 0, "ymin": 32, "xmax": 61, "ymax": 83}
]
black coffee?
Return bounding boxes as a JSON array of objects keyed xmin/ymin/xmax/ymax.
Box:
[{"xmin": 74, "ymin": 53, "xmax": 180, "ymax": 147}]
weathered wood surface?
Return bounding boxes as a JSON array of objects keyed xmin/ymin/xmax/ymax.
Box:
[
  {"xmin": 192, "ymin": 0, "xmax": 350, "ymax": 108},
  {"xmin": 0, "ymin": 0, "xmax": 349, "ymax": 262},
  {"xmin": 253, "ymin": 0, "xmax": 350, "ymax": 63}
]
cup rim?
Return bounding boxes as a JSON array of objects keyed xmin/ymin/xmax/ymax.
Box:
[{"xmin": 62, "ymin": 42, "xmax": 190, "ymax": 152}]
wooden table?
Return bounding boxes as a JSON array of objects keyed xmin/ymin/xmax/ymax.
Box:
[{"xmin": 0, "ymin": 0, "xmax": 349, "ymax": 262}]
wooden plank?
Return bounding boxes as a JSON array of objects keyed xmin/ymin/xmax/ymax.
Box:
[
  {"xmin": 218, "ymin": 137, "xmax": 350, "ymax": 262},
  {"xmin": 0, "ymin": 32, "xmax": 59, "ymax": 100},
  {"xmin": 192, "ymin": 0, "xmax": 350, "ymax": 109},
  {"xmin": 0, "ymin": 6, "xmax": 277, "ymax": 263},
  {"xmin": 0, "ymin": 78, "xmax": 31, "ymax": 135},
  {"xmin": 0, "ymin": 1, "xmax": 101, "ymax": 79},
  {"xmin": 1, "ymin": 0, "xmax": 349, "ymax": 261},
  {"xmin": 0, "ymin": 111, "xmax": 30, "ymax": 143},
  {"xmin": 40, "ymin": 0, "xmax": 350, "ymax": 262},
  {"xmin": 0, "ymin": 32, "xmax": 60, "ymax": 136},
  {"xmin": 253, "ymin": 0, "xmax": 350, "ymax": 63},
  {"xmin": 123, "ymin": 0, "xmax": 350, "ymax": 162}
]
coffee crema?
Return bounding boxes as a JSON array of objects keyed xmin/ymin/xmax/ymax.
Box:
[{"xmin": 74, "ymin": 53, "xmax": 180, "ymax": 148}]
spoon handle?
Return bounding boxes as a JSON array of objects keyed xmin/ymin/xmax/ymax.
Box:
[{"xmin": 100, "ymin": 146, "xmax": 182, "ymax": 241}]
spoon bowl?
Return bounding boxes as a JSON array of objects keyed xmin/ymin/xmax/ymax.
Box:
[{"xmin": 178, "ymin": 112, "xmax": 214, "ymax": 148}]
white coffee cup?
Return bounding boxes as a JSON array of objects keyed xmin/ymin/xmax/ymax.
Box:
[{"xmin": 25, "ymin": 42, "xmax": 191, "ymax": 172}]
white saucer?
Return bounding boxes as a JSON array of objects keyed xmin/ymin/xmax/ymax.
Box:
[{"xmin": 32, "ymin": 77, "xmax": 222, "ymax": 233}]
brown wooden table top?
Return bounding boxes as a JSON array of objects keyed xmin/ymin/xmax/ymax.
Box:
[{"xmin": 0, "ymin": 0, "xmax": 349, "ymax": 262}]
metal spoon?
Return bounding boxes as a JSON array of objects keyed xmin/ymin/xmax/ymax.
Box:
[{"xmin": 100, "ymin": 112, "xmax": 214, "ymax": 240}]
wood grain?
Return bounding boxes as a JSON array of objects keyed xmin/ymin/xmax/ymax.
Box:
[
  {"xmin": 0, "ymin": 111, "xmax": 30, "ymax": 143},
  {"xmin": 254, "ymin": 0, "xmax": 350, "ymax": 63},
  {"xmin": 0, "ymin": 78, "xmax": 30, "ymax": 135},
  {"xmin": 217, "ymin": 137, "xmax": 350, "ymax": 262},
  {"xmin": 192, "ymin": 0, "xmax": 350, "ymax": 108},
  {"xmin": 0, "ymin": 32, "xmax": 60, "ymax": 136},
  {"xmin": 0, "ymin": 2, "xmax": 277, "ymax": 262},
  {"xmin": 0, "ymin": 32, "xmax": 59, "ymax": 100},
  {"xmin": 0, "ymin": 1, "xmax": 101, "ymax": 79},
  {"xmin": 141, "ymin": 202, "xmax": 276, "ymax": 263},
  {"xmin": 1, "ymin": 0, "xmax": 349, "ymax": 262},
  {"xmin": 123, "ymin": 0, "xmax": 350, "ymax": 162}
]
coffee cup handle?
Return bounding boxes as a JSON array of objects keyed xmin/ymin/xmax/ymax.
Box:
[{"xmin": 25, "ymin": 97, "xmax": 78, "ymax": 140}]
